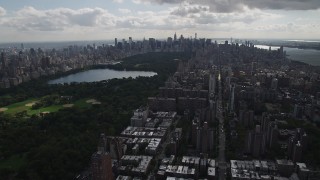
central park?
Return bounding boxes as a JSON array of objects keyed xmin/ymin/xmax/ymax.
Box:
[{"xmin": 0, "ymin": 52, "xmax": 189, "ymax": 179}]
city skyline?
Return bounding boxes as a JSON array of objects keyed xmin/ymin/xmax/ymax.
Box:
[{"xmin": 0, "ymin": 0, "xmax": 320, "ymax": 42}]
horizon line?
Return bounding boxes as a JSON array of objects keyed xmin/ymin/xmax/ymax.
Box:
[{"xmin": 1, "ymin": 37, "xmax": 320, "ymax": 45}]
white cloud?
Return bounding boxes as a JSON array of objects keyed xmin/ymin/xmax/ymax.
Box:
[
  {"xmin": 1, "ymin": 7, "xmax": 117, "ymax": 31},
  {"xmin": 0, "ymin": 6, "xmax": 6, "ymax": 16},
  {"xmin": 119, "ymin": 8, "xmax": 132, "ymax": 14},
  {"xmin": 132, "ymin": 0, "xmax": 151, "ymax": 4},
  {"xmin": 0, "ymin": 5, "xmax": 294, "ymax": 34},
  {"xmin": 250, "ymin": 22, "xmax": 320, "ymax": 37},
  {"xmin": 0, "ymin": 5, "xmax": 319, "ymax": 41},
  {"xmin": 132, "ymin": 0, "xmax": 141, "ymax": 4},
  {"xmin": 113, "ymin": 0, "xmax": 124, "ymax": 3}
]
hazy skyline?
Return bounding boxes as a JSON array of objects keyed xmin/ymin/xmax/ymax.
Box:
[{"xmin": 0, "ymin": 0, "xmax": 320, "ymax": 42}]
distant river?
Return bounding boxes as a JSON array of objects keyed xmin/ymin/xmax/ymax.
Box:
[
  {"xmin": 255, "ymin": 45, "xmax": 320, "ymax": 66},
  {"xmin": 48, "ymin": 68, "xmax": 157, "ymax": 84}
]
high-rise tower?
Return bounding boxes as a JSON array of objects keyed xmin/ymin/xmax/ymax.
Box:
[
  {"xmin": 209, "ymin": 73, "xmax": 216, "ymax": 94},
  {"xmin": 91, "ymin": 134, "xmax": 114, "ymax": 180},
  {"xmin": 229, "ymin": 83, "xmax": 235, "ymax": 112}
]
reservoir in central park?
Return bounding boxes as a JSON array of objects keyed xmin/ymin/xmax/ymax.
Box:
[{"xmin": 48, "ymin": 68, "xmax": 157, "ymax": 84}]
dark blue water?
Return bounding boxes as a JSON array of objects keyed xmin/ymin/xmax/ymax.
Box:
[
  {"xmin": 48, "ymin": 69, "xmax": 157, "ymax": 84},
  {"xmin": 256, "ymin": 45, "xmax": 320, "ymax": 66}
]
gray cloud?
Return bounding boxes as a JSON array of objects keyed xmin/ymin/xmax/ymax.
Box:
[
  {"xmin": 170, "ymin": 4, "xmax": 276, "ymax": 25},
  {"xmin": 0, "ymin": 5, "xmax": 278, "ymax": 32},
  {"xmin": 171, "ymin": 4, "xmax": 209, "ymax": 16},
  {"xmin": 244, "ymin": 0, "xmax": 320, "ymax": 10},
  {"xmin": 0, "ymin": 4, "xmax": 319, "ymax": 41},
  {"xmin": 0, "ymin": 6, "xmax": 6, "ymax": 16},
  {"xmin": 136, "ymin": 0, "xmax": 320, "ymax": 12},
  {"xmin": 133, "ymin": 0, "xmax": 181, "ymax": 4},
  {"xmin": 0, "ymin": 4, "xmax": 314, "ymax": 38}
]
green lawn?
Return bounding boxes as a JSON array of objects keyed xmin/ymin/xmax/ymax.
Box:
[
  {"xmin": 28, "ymin": 105, "xmax": 63, "ymax": 115},
  {"xmin": 74, "ymin": 98, "xmax": 92, "ymax": 108},
  {"xmin": 0, "ymin": 154, "xmax": 27, "ymax": 171},
  {"xmin": 0, "ymin": 95, "xmax": 12, "ymax": 98},
  {"xmin": 2, "ymin": 99, "xmax": 37, "ymax": 114},
  {"xmin": 1, "ymin": 98, "xmax": 96, "ymax": 116}
]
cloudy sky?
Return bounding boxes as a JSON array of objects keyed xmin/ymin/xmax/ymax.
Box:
[{"xmin": 0, "ymin": 0, "xmax": 320, "ymax": 42}]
